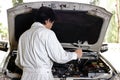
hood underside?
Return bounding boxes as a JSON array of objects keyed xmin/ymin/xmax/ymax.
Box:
[{"xmin": 7, "ymin": 1, "xmax": 112, "ymax": 52}]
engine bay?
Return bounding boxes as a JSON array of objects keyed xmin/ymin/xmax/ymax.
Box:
[
  {"xmin": 3, "ymin": 49, "xmax": 112, "ymax": 80},
  {"xmin": 52, "ymin": 51, "xmax": 111, "ymax": 79}
]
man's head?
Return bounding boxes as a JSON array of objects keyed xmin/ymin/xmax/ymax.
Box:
[{"xmin": 34, "ymin": 6, "xmax": 56, "ymax": 29}]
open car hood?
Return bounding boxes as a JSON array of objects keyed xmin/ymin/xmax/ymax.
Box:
[{"xmin": 7, "ymin": 1, "xmax": 112, "ymax": 52}]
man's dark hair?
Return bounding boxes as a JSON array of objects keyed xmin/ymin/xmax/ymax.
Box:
[{"xmin": 34, "ymin": 6, "xmax": 56, "ymax": 24}]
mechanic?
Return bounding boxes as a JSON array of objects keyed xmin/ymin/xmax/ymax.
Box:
[{"xmin": 15, "ymin": 6, "xmax": 83, "ymax": 80}]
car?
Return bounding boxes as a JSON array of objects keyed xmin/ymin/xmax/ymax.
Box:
[{"xmin": 0, "ymin": 1, "xmax": 120, "ymax": 80}]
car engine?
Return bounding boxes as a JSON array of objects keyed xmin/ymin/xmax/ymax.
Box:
[
  {"xmin": 52, "ymin": 58, "xmax": 110, "ymax": 78},
  {"xmin": 52, "ymin": 49, "xmax": 111, "ymax": 80}
]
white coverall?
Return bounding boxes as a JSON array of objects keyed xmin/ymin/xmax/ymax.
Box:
[{"xmin": 15, "ymin": 22, "xmax": 77, "ymax": 80}]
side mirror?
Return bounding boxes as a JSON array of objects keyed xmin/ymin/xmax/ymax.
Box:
[
  {"xmin": 0, "ymin": 41, "xmax": 8, "ymax": 52},
  {"xmin": 100, "ymin": 44, "xmax": 108, "ymax": 53}
]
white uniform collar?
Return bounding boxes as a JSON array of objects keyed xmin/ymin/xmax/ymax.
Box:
[{"xmin": 31, "ymin": 22, "xmax": 46, "ymax": 29}]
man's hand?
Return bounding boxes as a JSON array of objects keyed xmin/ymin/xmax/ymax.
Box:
[{"xmin": 75, "ymin": 49, "xmax": 83, "ymax": 58}]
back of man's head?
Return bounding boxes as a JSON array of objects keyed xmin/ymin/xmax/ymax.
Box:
[{"xmin": 34, "ymin": 6, "xmax": 56, "ymax": 24}]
